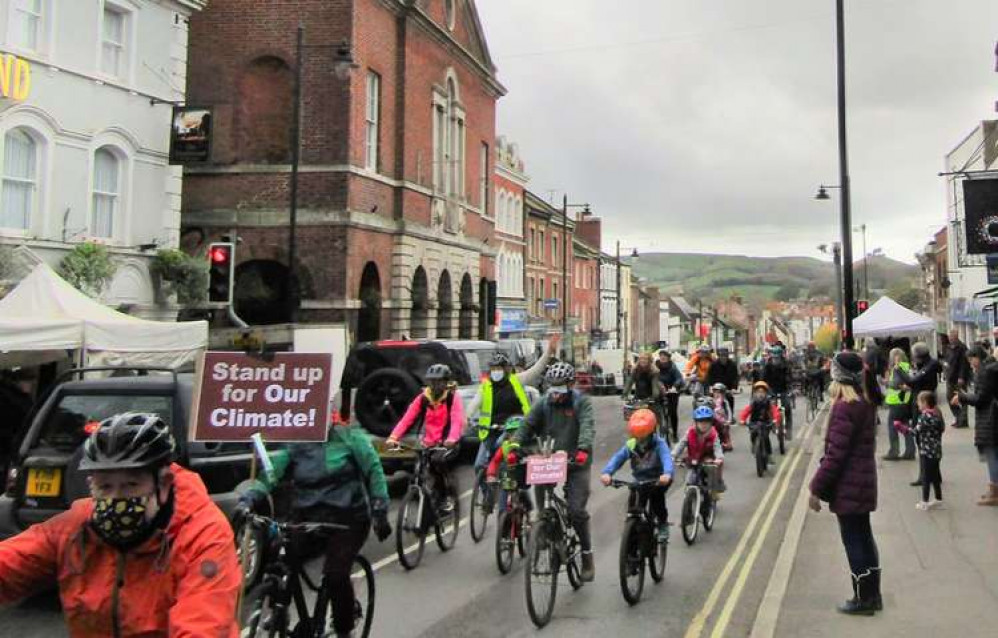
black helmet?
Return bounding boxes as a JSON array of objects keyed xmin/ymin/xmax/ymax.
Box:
[
  {"xmin": 488, "ymin": 352, "xmax": 511, "ymax": 368},
  {"xmin": 79, "ymin": 413, "xmax": 175, "ymax": 472},
  {"xmin": 717, "ymin": 347, "xmax": 729, "ymax": 356},
  {"xmin": 545, "ymin": 361, "xmax": 576, "ymax": 385},
  {"xmin": 425, "ymin": 364, "xmax": 452, "ymax": 381}
]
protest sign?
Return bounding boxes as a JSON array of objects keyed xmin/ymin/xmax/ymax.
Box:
[{"xmin": 190, "ymin": 351, "xmax": 333, "ymax": 442}]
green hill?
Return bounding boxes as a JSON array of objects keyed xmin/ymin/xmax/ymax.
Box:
[{"xmin": 629, "ymin": 252, "xmax": 919, "ymax": 308}]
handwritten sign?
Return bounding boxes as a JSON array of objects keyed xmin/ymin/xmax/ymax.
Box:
[
  {"xmin": 526, "ymin": 451, "xmax": 569, "ymax": 486},
  {"xmin": 190, "ymin": 351, "xmax": 333, "ymax": 442}
]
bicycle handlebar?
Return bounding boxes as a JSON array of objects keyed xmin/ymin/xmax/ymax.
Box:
[
  {"xmin": 247, "ymin": 513, "xmax": 349, "ymax": 534},
  {"xmin": 608, "ymin": 478, "xmax": 660, "ymax": 489}
]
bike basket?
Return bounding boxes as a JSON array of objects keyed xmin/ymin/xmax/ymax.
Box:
[{"xmin": 526, "ymin": 452, "xmax": 569, "ymax": 486}]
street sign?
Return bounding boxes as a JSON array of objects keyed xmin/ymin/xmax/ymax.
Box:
[
  {"xmin": 543, "ymin": 298, "xmax": 560, "ymax": 310},
  {"xmin": 987, "ymin": 254, "xmax": 998, "ymax": 284}
]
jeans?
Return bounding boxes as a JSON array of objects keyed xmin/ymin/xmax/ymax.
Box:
[
  {"xmin": 980, "ymin": 445, "xmax": 998, "ymax": 484},
  {"xmin": 886, "ymin": 404, "xmax": 915, "ymax": 457},
  {"xmin": 920, "ymin": 457, "xmax": 943, "ymax": 501},
  {"xmin": 836, "ymin": 513, "xmax": 880, "ymax": 578},
  {"xmin": 474, "ymin": 432, "xmax": 502, "ymax": 473}
]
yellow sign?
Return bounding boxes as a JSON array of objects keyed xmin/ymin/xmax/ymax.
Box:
[
  {"xmin": 25, "ymin": 467, "xmax": 61, "ymax": 497},
  {"xmin": 0, "ymin": 53, "xmax": 32, "ymax": 102}
]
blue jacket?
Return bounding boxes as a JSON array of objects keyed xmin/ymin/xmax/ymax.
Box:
[{"xmin": 602, "ymin": 434, "xmax": 674, "ymax": 481}]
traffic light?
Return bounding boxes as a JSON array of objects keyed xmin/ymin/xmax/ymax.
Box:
[
  {"xmin": 854, "ymin": 299, "xmax": 870, "ymax": 315},
  {"xmin": 207, "ymin": 242, "xmax": 234, "ymax": 303}
]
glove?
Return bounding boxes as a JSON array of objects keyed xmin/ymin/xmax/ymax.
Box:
[
  {"xmin": 231, "ymin": 501, "xmax": 253, "ymax": 530},
  {"xmin": 373, "ymin": 513, "xmax": 392, "ymax": 542},
  {"xmin": 574, "ymin": 449, "xmax": 589, "ymax": 465},
  {"xmin": 506, "ymin": 451, "xmax": 519, "ymax": 466}
]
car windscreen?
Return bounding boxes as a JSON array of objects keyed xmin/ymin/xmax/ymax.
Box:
[
  {"xmin": 458, "ymin": 348, "xmax": 498, "ymax": 383},
  {"xmin": 37, "ymin": 394, "xmax": 174, "ymax": 453}
]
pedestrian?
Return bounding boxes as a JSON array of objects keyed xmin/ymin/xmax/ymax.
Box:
[
  {"xmin": 883, "ymin": 348, "xmax": 915, "ymax": 461},
  {"xmin": 897, "ymin": 342, "xmax": 941, "ymax": 487},
  {"xmin": 808, "ymin": 351, "xmax": 882, "ymax": 616},
  {"xmin": 957, "ymin": 345, "xmax": 998, "ymax": 506},
  {"xmin": 913, "ymin": 390, "xmax": 945, "ymax": 510},
  {"xmin": 945, "ymin": 328, "xmax": 971, "ymax": 428}
]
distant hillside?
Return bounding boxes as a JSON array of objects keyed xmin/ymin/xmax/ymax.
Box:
[{"xmin": 630, "ymin": 252, "xmax": 919, "ymax": 308}]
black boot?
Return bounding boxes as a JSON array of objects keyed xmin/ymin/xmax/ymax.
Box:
[
  {"xmin": 837, "ymin": 571, "xmax": 877, "ymax": 616},
  {"xmin": 870, "ymin": 567, "xmax": 883, "ymax": 611}
]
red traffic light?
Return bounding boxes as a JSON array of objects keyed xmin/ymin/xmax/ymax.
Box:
[{"xmin": 209, "ymin": 246, "xmax": 231, "ymax": 264}]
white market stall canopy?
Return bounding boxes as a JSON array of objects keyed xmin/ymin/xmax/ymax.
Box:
[
  {"xmin": 853, "ymin": 296, "xmax": 935, "ymax": 338},
  {"xmin": 0, "ymin": 263, "xmax": 208, "ymax": 368}
]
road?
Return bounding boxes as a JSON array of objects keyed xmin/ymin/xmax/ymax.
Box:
[{"xmin": 0, "ymin": 390, "xmax": 822, "ymax": 637}]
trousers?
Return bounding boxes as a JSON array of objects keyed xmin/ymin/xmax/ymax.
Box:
[{"xmin": 836, "ymin": 513, "xmax": 880, "ymax": 578}]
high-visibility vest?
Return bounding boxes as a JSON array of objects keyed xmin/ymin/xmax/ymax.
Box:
[
  {"xmin": 885, "ymin": 362, "xmax": 911, "ymax": 406},
  {"xmin": 478, "ymin": 374, "xmax": 532, "ymax": 440}
]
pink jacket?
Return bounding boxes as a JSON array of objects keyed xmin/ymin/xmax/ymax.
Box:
[{"xmin": 390, "ymin": 388, "xmax": 465, "ymax": 446}]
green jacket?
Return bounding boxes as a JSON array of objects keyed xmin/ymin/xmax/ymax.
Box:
[
  {"xmin": 514, "ymin": 390, "xmax": 595, "ymax": 462},
  {"xmin": 247, "ymin": 425, "xmax": 389, "ymax": 521},
  {"xmin": 885, "ymin": 362, "xmax": 911, "ymax": 406}
]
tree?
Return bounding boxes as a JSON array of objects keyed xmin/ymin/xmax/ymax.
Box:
[
  {"xmin": 814, "ymin": 323, "xmax": 840, "ymax": 354},
  {"xmin": 885, "ymin": 282, "xmax": 922, "ymax": 311},
  {"xmin": 774, "ymin": 283, "xmax": 800, "ymax": 302}
]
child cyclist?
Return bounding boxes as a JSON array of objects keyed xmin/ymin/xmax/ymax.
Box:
[
  {"xmin": 484, "ymin": 416, "xmax": 533, "ymax": 511},
  {"xmin": 600, "ymin": 409, "xmax": 674, "ymax": 541},
  {"xmin": 711, "ymin": 382, "xmax": 734, "ymax": 452},
  {"xmin": 673, "ymin": 405, "xmax": 727, "ymax": 496},
  {"xmin": 386, "ymin": 363, "xmax": 465, "ymax": 511},
  {"xmin": 739, "ymin": 381, "xmax": 782, "ymax": 460}
]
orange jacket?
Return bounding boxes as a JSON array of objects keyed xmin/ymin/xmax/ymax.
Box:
[
  {"xmin": 685, "ymin": 353, "xmax": 713, "ymax": 382},
  {"xmin": 0, "ymin": 464, "xmax": 241, "ymax": 637}
]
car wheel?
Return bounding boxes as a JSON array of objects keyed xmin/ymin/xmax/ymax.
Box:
[{"xmin": 355, "ymin": 369, "xmax": 421, "ymax": 437}]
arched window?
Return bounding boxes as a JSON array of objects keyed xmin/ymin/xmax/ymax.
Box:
[
  {"xmin": 1, "ymin": 128, "xmax": 37, "ymax": 230},
  {"xmin": 91, "ymin": 147, "xmax": 120, "ymax": 238}
]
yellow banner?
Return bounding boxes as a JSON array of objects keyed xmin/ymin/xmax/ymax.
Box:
[{"xmin": 1, "ymin": 53, "xmax": 32, "ymax": 102}]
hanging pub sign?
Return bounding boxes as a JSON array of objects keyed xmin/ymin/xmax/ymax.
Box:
[
  {"xmin": 987, "ymin": 254, "xmax": 998, "ymax": 285},
  {"xmin": 169, "ymin": 106, "xmax": 213, "ymax": 164},
  {"xmin": 962, "ymin": 178, "xmax": 998, "ymax": 255},
  {"xmin": 0, "ymin": 53, "xmax": 32, "ymax": 102}
]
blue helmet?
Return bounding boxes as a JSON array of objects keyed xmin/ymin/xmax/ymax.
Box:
[{"xmin": 693, "ymin": 405, "xmax": 714, "ymax": 421}]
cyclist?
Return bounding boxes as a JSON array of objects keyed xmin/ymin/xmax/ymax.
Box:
[
  {"xmin": 804, "ymin": 342, "xmax": 828, "ymax": 398},
  {"xmin": 710, "ymin": 383, "xmax": 734, "ymax": 451},
  {"xmin": 467, "ymin": 338, "xmax": 558, "ymax": 478},
  {"xmin": 673, "ymin": 405, "xmax": 726, "ymax": 496},
  {"xmin": 655, "ymin": 349, "xmax": 684, "ymax": 442},
  {"xmin": 386, "ymin": 363, "xmax": 465, "ymax": 511},
  {"xmin": 508, "ymin": 362, "xmax": 596, "ymax": 581},
  {"xmin": 235, "ymin": 413, "xmax": 392, "ymax": 638},
  {"xmin": 739, "ymin": 381, "xmax": 782, "ymax": 461},
  {"xmin": 600, "ymin": 409, "xmax": 674, "ymax": 542},
  {"xmin": 484, "ymin": 416, "xmax": 533, "ymax": 511},
  {"xmin": 0, "ymin": 413, "xmax": 241, "ymax": 636},
  {"xmin": 706, "ymin": 347, "xmax": 739, "ymax": 418},
  {"xmin": 685, "ymin": 345, "xmax": 714, "ymax": 391},
  {"xmin": 624, "ymin": 352, "xmax": 664, "ymax": 435},
  {"xmin": 763, "ymin": 345, "xmax": 794, "ymax": 434}
]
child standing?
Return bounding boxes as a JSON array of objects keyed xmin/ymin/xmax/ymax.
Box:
[{"xmin": 914, "ymin": 390, "xmax": 945, "ymax": 510}]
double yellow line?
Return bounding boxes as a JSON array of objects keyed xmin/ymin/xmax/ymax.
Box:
[{"xmin": 684, "ymin": 422, "xmax": 813, "ymax": 638}]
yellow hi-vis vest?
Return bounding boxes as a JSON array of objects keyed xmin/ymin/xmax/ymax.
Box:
[{"xmin": 478, "ymin": 375, "xmax": 532, "ymax": 440}]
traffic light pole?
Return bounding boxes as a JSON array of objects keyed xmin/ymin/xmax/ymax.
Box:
[
  {"xmin": 835, "ymin": 0, "xmax": 856, "ymax": 349},
  {"xmin": 287, "ymin": 25, "xmax": 304, "ymax": 324}
]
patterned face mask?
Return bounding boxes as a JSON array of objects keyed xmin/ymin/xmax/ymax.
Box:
[{"xmin": 91, "ymin": 495, "xmax": 154, "ymax": 549}]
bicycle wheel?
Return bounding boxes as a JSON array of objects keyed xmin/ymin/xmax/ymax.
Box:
[
  {"xmin": 565, "ymin": 532, "xmax": 584, "ymax": 591},
  {"xmin": 702, "ymin": 491, "xmax": 716, "ymax": 531},
  {"xmin": 618, "ymin": 519, "xmax": 646, "ymax": 605},
  {"xmin": 525, "ymin": 518, "xmax": 560, "ymax": 628},
  {"xmin": 435, "ymin": 483, "xmax": 461, "ymax": 551},
  {"xmin": 345, "ymin": 555, "xmax": 376, "ymax": 638},
  {"xmin": 648, "ymin": 528, "xmax": 667, "ymax": 583},
  {"xmin": 755, "ymin": 436, "xmax": 767, "ymax": 478},
  {"xmin": 396, "ymin": 488, "xmax": 427, "ymax": 570},
  {"xmin": 778, "ymin": 425, "xmax": 786, "ymax": 455},
  {"xmin": 681, "ymin": 488, "xmax": 699, "ymax": 545},
  {"xmin": 469, "ymin": 471, "xmax": 492, "ymax": 543},
  {"xmin": 495, "ymin": 510, "xmax": 516, "ymax": 575},
  {"xmin": 241, "ymin": 588, "xmax": 285, "ymax": 638}
]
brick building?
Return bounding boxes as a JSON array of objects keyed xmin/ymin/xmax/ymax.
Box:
[
  {"xmin": 572, "ymin": 213, "xmax": 601, "ymax": 362},
  {"xmin": 493, "ymin": 136, "xmax": 527, "ymax": 337},
  {"xmin": 524, "ymin": 191, "xmax": 575, "ymax": 345},
  {"xmin": 182, "ymin": 0, "xmax": 504, "ymax": 341}
]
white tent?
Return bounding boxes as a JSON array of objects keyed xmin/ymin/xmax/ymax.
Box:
[
  {"xmin": 853, "ymin": 296, "xmax": 935, "ymax": 338},
  {"xmin": 0, "ymin": 262, "xmax": 208, "ymax": 368}
]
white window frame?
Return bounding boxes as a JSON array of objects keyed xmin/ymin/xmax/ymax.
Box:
[
  {"xmin": 479, "ymin": 142, "xmax": 489, "ymax": 216},
  {"xmin": 0, "ymin": 127, "xmax": 38, "ymax": 233},
  {"xmin": 7, "ymin": 0, "xmax": 46, "ymax": 54},
  {"xmin": 445, "ymin": 0, "xmax": 456, "ymax": 31},
  {"xmin": 365, "ymin": 71, "xmax": 380, "ymax": 171},
  {"xmin": 99, "ymin": 1, "xmax": 134, "ymax": 83}
]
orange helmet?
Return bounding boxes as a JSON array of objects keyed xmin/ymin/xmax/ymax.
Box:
[{"xmin": 628, "ymin": 409, "xmax": 657, "ymax": 439}]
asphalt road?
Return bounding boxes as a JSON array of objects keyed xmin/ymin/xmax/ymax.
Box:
[{"xmin": 0, "ymin": 390, "xmax": 822, "ymax": 637}]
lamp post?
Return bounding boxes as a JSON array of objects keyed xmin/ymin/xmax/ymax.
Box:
[
  {"xmin": 561, "ymin": 197, "xmax": 590, "ymax": 363},
  {"xmin": 819, "ymin": 242, "xmax": 845, "ymax": 343},
  {"xmin": 833, "ymin": 0, "xmax": 856, "ymax": 349},
  {"xmin": 287, "ymin": 26, "xmax": 358, "ymax": 323},
  {"xmin": 615, "ymin": 243, "xmax": 639, "ymax": 353}
]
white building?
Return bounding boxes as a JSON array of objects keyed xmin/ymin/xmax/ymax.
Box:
[
  {"xmin": 0, "ymin": 0, "xmax": 205, "ymax": 316},
  {"xmin": 494, "ymin": 136, "xmax": 527, "ymax": 335},
  {"xmin": 598, "ymin": 254, "xmax": 619, "ymax": 348}
]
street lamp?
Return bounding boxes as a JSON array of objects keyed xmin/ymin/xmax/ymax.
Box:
[
  {"xmin": 832, "ymin": 0, "xmax": 856, "ymax": 349},
  {"xmin": 815, "ymin": 184, "xmax": 840, "ymax": 200}
]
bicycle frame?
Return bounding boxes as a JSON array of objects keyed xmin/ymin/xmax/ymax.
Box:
[{"xmin": 534, "ymin": 484, "xmax": 579, "ymax": 563}]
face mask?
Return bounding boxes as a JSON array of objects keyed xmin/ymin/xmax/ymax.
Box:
[
  {"xmin": 547, "ymin": 386, "xmax": 570, "ymax": 401},
  {"xmin": 91, "ymin": 494, "xmax": 162, "ymax": 549},
  {"xmin": 490, "ymin": 370, "xmax": 505, "ymax": 383}
]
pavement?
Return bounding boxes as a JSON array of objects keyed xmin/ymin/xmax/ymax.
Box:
[{"xmin": 759, "ymin": 405, "xmax": 998, "ymax": 638}]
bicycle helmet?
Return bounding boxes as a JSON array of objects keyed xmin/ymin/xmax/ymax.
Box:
[
  {"xmin": 628, "ymin": 409, "xmax": 657, "ymax": 439},
  {"xmin": 752, "ymin": 381, "xmax": 770, "ymax": 393},
  {"xmin": 545, "ymin": 361, "xmax": 576, "ymax": 385},
  {"xmin": 504, "ymin": 416, "xmax": 525, "ymax": 432},
  {"xmin": 693, "ymin": 405, "xmax": 715, "ymax": 421},
  {"xmin": 425, "ymin": 364, "xmax": 452, "ymax": 381},
  {"xmin": 79, "ymin": 413, "xmax": 175, "ymax": 472},
  {"xmin": 488, "ymin": 352, "xmax": 511, "ymax": 368},
  {"xmin": 717, "ymin": 347, "xmax": 729, "ymax": 356},
  {"xmin": 711, "ymin": 383, "xmax": 727, "ymax": 393}
]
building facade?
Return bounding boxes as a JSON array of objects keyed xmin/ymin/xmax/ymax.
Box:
[
  {"xmin": 183, "ymin": 0, "xmax": 503, "ymax": 341},
  {"xmin": 598, "ymin": 253, "xmax": 619, "ymax": 349},
  {"xmin": 493, "ymin": 136, "xmax": 527, "ymax": 337},
  {"xmin": 571, "ymin": 215, "xmax": 600, "ymax": 363},
  {"xmin": 524, "ymin": 190, "xmax": 574, "ymax": 342},
  {"xmin": 0, "ymin": 0, "xmax": 205, "ymax": 316}
]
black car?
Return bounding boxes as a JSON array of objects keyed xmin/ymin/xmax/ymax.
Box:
[{"xmin": 0, "ymin": 368, "xmax": 258, "ymax": 540}]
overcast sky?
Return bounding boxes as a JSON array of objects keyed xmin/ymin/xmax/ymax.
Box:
[{"xmin": 477, "ymin": 0, "xmax": 998, "ymax": 264}]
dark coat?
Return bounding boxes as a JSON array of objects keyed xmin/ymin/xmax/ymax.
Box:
[
  {"xmin": 899, "ymin": 357, "xmax": 941, "ymax": 409},
  {"xmin": 706, "ymin": 358, "xmax": 739, "ymax": 390},
  {"xmin": 960, "ymin": 359, "xmax": 998, "ymax": 449},
  {"xmin": 809, "ymin": 398, "xmax": 878, "ymax": 514},
  {"xmin": 945, "ymin": 340, "xmax": 971, "ymax": 385}
]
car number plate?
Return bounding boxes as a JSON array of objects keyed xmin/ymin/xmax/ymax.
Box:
[{"xmin": 26, "ymin": 467, "xmax": 62, "ymax": 497}]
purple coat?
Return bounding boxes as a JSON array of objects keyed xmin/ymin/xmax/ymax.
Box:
[{"xmin": 809, "ymin": 398, "xmax": 878, "ymax": 514}]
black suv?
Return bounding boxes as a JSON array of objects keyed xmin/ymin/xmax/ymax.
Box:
[{"xmin": 0, "ymin": 368, "xmax": 256, "ymax": 540}]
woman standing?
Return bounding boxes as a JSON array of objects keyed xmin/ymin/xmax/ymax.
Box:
[
  {"xmin": 883, "ymin": 348, "xmax": 915, "ymax": 461},
  {"xmin": 955, "ymin": 345, "xmax": 998, "ymax": 506},
  {"xmin": 808, "ymin": 351, "xmax": 882, "ymax": 616}
]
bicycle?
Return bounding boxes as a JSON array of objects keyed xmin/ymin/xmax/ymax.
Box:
[
  {"xmin": 806, "ymin": 376, "xmax": 823, "ymax": 422},
  {"xmin": 609, "ymin": 479, "xmax": 668, "ymax": 605},
  {"xmin": 494, "ymin": 461, "xmax": 530, "ymax": 575},
  {"xmin": 523, "ymin": 449, "xmax": 585, "ymax": 628},
  {"xmin": 470, "ymin": 422, "xmax": 505, "ymax": 543},
  {"xmin": 749, "ymin": 421, "xmax": 774, "ymax": 477},
  {"xmin": 679, "ymin": 460, "xmax": 717, "ymax": 545},
  {"xmin": 240, "ymin": 514, "xmax": 375, "ymax": 638},
  {"xmin": 774, "ymin": 396, "xmax": 788, "ymax": 455},
  {"xmin": 389, "ymin": 443, "xmax": 461, "ymax": 570}
]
